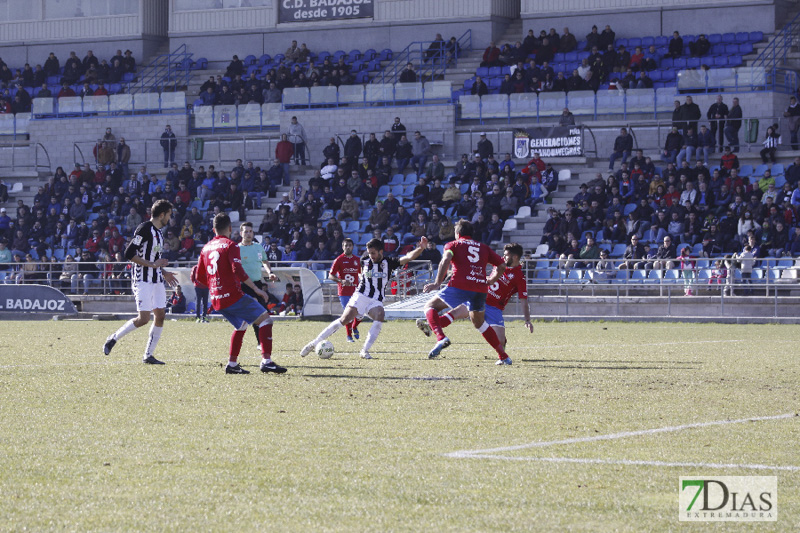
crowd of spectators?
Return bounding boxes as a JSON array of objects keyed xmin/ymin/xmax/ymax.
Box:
[
  {"xmin": 0, "ymin": 50, "xmax": 137, "ymax": 114},
  {"xmin": 251, "ymin": 119, "xmax": 559, "ymax": 270},
  {"xmin": 470, "ymin": 24, "xmax": 759, "ymax": 96},
  {"xmin": 196, "ymin": 39, "xmax": 398, "ymax": 107},
  {"xmin": 541, "ymin": 104, "xmax": 800, "ymax": 268},
  {"xmin": 0, "ymin": 121, "xmax": 291, "ymax": 292}
]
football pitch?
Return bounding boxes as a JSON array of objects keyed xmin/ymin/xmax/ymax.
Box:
[{"xmin": 1, "ymin": 319, "xmax": 798, "ymax": 531}]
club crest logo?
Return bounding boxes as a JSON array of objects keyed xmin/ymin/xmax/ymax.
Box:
[{"xmin": 513, "ymin": 130, "xmax": 530, "ymax": 159}]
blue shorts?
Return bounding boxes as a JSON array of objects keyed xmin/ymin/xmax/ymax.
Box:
[
  {"xmin": 339, "ymin": 295, "xmax": 351, "ymax": 310},
  {"xmin": 438, "ymin": 286, "xmax": 487, "ymax": 313},
  {"xmin": 484, "ymin": 304, "xmax": 504, "ymax": 328},
  {"xmin": 219, "ymin": 294, "xmax": 266, "ymax": 330}
]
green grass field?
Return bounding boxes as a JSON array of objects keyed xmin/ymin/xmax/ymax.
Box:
[{"xmin": 1, "ymin": 319, "xmax": 798, "ymax": 532}]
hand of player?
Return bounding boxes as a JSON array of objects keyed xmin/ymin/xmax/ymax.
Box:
[
  {"xmin": 254, "ymin": 288, "xmax": 269, "ymax": 301},
  {"xmin": 524, "ymin": 321, "xmax": 534, "ymax": 333},
  {"xmin": 154, "ymin": 258, "xmax": 169, "ymax": 268},
  {"xmin": 267, "ymin": 273, "xmax": 278, "ymax": 282},
  {"xmin": 162, "ymin": 270, "xmax": 178, "ymax": 287},
  {"xmin": 419, "ymin": 235, "xmax": 428, "ymax": 248},
  {"xmin": 423, "ymin": 282, "xmax": 438, "ymax": 293},
  {"xmin": 342, "ymin": 279, "xmax": 353, "ymax": 287}
]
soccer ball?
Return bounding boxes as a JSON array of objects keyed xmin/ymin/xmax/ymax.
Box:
[{"xmin": 316, "ymin": 340, "xmax": 335, "ymax": 359}]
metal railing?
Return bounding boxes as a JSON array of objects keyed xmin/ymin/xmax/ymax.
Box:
[
  {"xmin": 331, "ymin": 129, "xmax": 450, "ymax": 159},
  {"xmin": 124, "ymin": 44, "xmax": 194, "ymax": 95},
  {"xmin": 458, "ymin": 81, "xmax": 793, "ymax": 125},
  {"xmin": 372, "ymin": 29, "xmax": 472, "ymax": 85},
  {"xmin": 752, "ymin": 11, "xmax": 800, "ymax": 72},
  {"xmin": 70, "ymin": 135, "xmax": 279, "ymax": 173},
  {"xmin": 0, "ymin": 141, "xmax": 51, "ymax": 172}
]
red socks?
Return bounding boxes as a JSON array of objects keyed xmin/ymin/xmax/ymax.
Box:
[
  {"xmin": 229, "ymin": 329, "xmax": 246, "ymax": 363},
  {"xmin": 440, "ymin": 312, "xmax": 454, "ymax": 328},
  {"xmin": 352, "ymin": 318, "xmax": 361, "ymax": 330},
  {"xmin": 258, "ymin": 323, "xmax": 273, "ymax": 358},
  {"xmin": 425, "ymin": 308, "xmax": 446, "ymax": 341},
  {"xmin": 345, "ymin": 322, "xmax": 352, "ymax": 335},
  {"xmin": 481, "ymin": 325, "xmax": 508, "ymax": 359}
]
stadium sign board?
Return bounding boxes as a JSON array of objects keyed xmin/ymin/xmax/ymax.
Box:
[
  {"xmin": 513, "ymin": 126, "xmax": 583, "ymax": 158},
  {"xmin": 0, "ymin": 284, "xmax": 77, "ymax": 316},
  {"xmin": 279, "ymin": 0, "xmax": 373, "ymax": 23}
]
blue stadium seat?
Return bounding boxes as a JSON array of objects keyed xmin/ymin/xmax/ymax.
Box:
[
  {"xmin": 611, "ymin": 244, "xmax": 627, "ymax": 257},
  {"xmin": 708, "ymin": 34, "xmax": 722, "ymax": 44},
  {"xmin": 404, "ymin": 173, "xmax": 418, "ymax": 184},
  {"xmin": 749, "ymin": 31, "xmax": 764, "ymax": 42},
  {"xmin": 738, "ymin": 43, "xmax": 754, "ymax": 55},
  {"xmin": 721, "ymin": 32, "xmax": 736, "ymax": 43},
  {"xmin": 724, "ymin": 44, "xmax": 739, "ymax": 55},
  {"xmin": 713, "ymin": 56, "xmax": 728, "ymax": 67},
  {"xmin": 258, "ymin": 54, "xmax": 271, "ymax": 65},
  {"xmin": 772, "ymin": 163, "xmax": 784, "ymax": 175},
  {"xmin": 687, "ymin": 57, "xmax": 701, "ymax": 69},
  {"xmin": 532, "ymin": 269, "xmax": 552, "ymax": 284},
  {"xmin": 711, "ymin": 43, "xmax": 726, "ymax": 55},
  {"xmin": 664, "ymin": 269, "xmax": 681, "ymax": 282},
  {"xmin": 628, "ymin": 37, "xmax": 642, "ymax": 48},
  {"xmin": 363, "ymin": 49, "xmax": 377, "ymax": 60},
  {"xmin": 660, "ymin": 57, "xmax": 674, "ymax": 69},
  {"xmin": 379, "ymin": 49, "xmax": 393, "ymax": 61},
  {"xmin": 739, "ymin": 164, "xmax": 753, "ymax": 177},
  {"xmin": 752, "ymin": 164, "xmax": 768, "ymax": 177},
  {"xmin": 728, "ymin": 56, "xmax": 743, "ymax": 67},
  {"xmin": 673, "ymin": 58, "xmax": 687, "ymax": 69},
  {"xmin": 349, "ymin": 49, "xmax": 362, "ymax": 61},
  {"xmin": 389, "ymin": 173, "xmax": 404, "ymax": 185},
  {"xmin": 642, "ymin": 36, "xmax": 655, "ymax": 47},
  {"xmin": 735, "ymin": 32, "xmax": 749, "ymax": 43},
  {"xmin": 655, "ymin": 36, "xmax": 669, "ymax": 46},
  {"xmin": 774, "ymin": 175, "xmax": 786, "ymax": 188},
  {"xmin": 390, "ymin": 184, "xmax": 404, "ymax": 197},
  {"xmin": 376, "ymin": 185, "xmax": 390, "ymax": 197}
]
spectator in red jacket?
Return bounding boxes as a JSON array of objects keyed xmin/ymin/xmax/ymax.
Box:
[
  {"xmin": 481, "ymin": 42, "xmax": 501, "ymax": 67},
  {"xmin": 275, "ymin": 133, "xmax": 294, "ymax": 184},
  {"xmin": 58, "ymin": 83, "xmax": 76, "ymax": 99}
]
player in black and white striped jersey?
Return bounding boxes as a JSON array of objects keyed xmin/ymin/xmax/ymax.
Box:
[
  {"xmin": 103, "ymin": 200, "xmax": 178, "ymax": 364},
  {"xmin": 300, "ymin": 236, "xmax": 427, "ymax": 359}
]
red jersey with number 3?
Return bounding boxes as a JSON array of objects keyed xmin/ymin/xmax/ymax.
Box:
[
  {"xmin": 329, "ymin": 253, "xmax": 361, "ymax": 296},
  {"xmin": 444, "ymin": 237, "xmax": 504, "ymax": 293},
  {"xmin": 192, "ymin": 235, "xmax": 249, "ymax": 310},
  {"xmin": 486, "ymin": 264, "xmax": 528, "ymax": 310}
]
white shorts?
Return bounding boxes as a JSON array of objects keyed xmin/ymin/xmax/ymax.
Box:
[
  {"xmin": 346, "ymin": 292, "xmax": 383, "ymax": 317},
  {"xmin": 133, "ymin": 281, "xmax": 167, "ymax": 312}
]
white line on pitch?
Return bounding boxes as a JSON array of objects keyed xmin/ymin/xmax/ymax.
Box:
[
  {"xmin": 445, "ymin": 413, "xmax": 797, "ymax": 458},
  {"xmin": 454, "ymin": 454, "xmax": 800, "ymax": 471}
]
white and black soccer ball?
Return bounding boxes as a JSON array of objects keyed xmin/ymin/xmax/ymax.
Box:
[{"xmin": 316, "ymin": 340, "xmax": 335, "ymax": 359}]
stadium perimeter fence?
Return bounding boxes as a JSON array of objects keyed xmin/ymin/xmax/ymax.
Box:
[{"xmin": 3, "ymin": 256, "xmax": 800, "ymax": 319}]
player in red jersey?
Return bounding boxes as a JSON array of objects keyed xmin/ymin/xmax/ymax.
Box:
[
  {"xmin": 422, "ymin": 219, "xmax": 511, "ymax": 364},
  {"xmin": 417, "ymin": 243, "xmax": 533, "ymax": 347},
  {"xmin": 192, "ymin": 213, "xmax": 287, "ymax": 375},
  {"xmin": 328, "ymin": 238, "xmax": 362, "ymax": 342}
]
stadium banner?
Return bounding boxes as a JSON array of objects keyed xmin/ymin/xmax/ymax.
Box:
[
  {"xmin": 513, "ymin": 126, "xmax": 583, "ymax": 158},
  {"xmin": 0, "ymin": 284, "xmax": 77, "ymax": 316},
  {"xmin": 279, "ymin": 0, "xmax": 373, "ymax": 23}
]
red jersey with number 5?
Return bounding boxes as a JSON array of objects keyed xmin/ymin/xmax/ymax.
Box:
[
  {"xmin": 192, "ymin": 235, "xmax": 248, "ymax": 310},
  {"xmin": 329, "ymin": 253, "xmax": 361, "ymax": 296},
  {"xmin": 444, "ymin": 237, "xmax": 504, "ymax": 293},
  {"xmin": 486, "ymin": 264, "xmax": 528, "ymax": 310}
]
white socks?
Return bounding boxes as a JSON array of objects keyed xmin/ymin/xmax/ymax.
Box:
[
  {"xmin": 363, "ymin": 321, "xmax": 383, "ymax": 351},
  {"xmin": 313, "ymin": 319, "xmax": 344, "ymax": 345},
  {"xmin": 112, "ymin": 318, "xmax": 138, "ymax": 341},
  {"xmin": 144, "ymin": 325, "xmax": 162, "ymax": 360}
]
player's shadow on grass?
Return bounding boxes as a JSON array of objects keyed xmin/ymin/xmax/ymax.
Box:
[
  {"xmin": 302, "ymin": 374, "xmax": 466, "ymax": 381},
  {"xmin": 521, "ymin": 359, "xmax": 700, "ymax": 370},
  {"xmin": 523, "ymin": 358, "xmax": 701, "ymax": 365}
]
